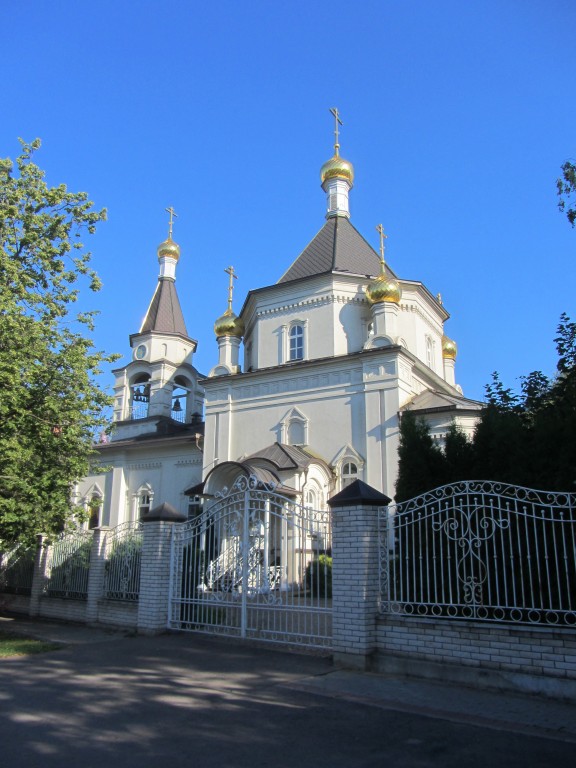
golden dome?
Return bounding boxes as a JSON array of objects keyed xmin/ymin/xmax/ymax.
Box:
[
  {"xmin": 320, "ymin": 153, "xmax": 355, "ymax": 186},
  {"xmin": 157, "ymin": 237, "xmax": 180, "ymax": 262},
  {"xmin": 365, "ymin": 273, "xmax": 402, "ymax": 305},
  {"xmin": 442, "ymin": 335, "xmax": 458, "ymax": 360},
  {"xmin": 214, "ymin": 308, "xmax": 245, "ymax": 339}
]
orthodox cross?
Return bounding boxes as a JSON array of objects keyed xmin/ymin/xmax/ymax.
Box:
[
  {"xmin": 376, "ymin": 223, "xmax": 387, "ymax": 273},
  {"xmin": 165, "ymin": 206, "xmax": 178, "ymax": 239},
  {"xmin": 224, "ymin": 265, "xmax": 238, "ymax": 312},
  {"xmin": 329, "ymin": 107, "xmax": 343, "ymax": 155}
]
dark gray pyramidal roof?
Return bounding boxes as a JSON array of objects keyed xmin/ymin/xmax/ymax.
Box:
[
  {"xmin": 278, "ymin": 216, "xmax": 397, "ymax": 283},
  {"xmin": 140, "ymin": 278, "xmax": 188, "ymax": 336}
]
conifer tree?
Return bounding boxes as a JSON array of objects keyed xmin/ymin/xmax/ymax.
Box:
[{"xmin": 395, "ymin": 410, "xmax": 446, "ymax": 502}]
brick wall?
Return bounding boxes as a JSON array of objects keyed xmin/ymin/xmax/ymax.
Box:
[
  {"xmin": 38, "ymin": 597, "xmax": 87, "ymax": 622},
  {"xmin": 97, "ymin": 599, "xmax": 138, "ymax": 629},
  {"xmin": 377, "ymin": 615, "xmax": 576, "ymax": 686}
]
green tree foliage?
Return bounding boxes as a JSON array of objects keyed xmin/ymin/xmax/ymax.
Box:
[
  {"xmin": 557, "ymin": 160, "xmax": 576, "ymax": 227},
  {"xmin": 395, "ymin": 314, "xmax": 576, "ymax": 498},
  {"xmin": 0, "ymin": 139, "xmax": 117, "ymax": 547},
  {"xmin": 395, "ymin": 410, "xmax": 446, "ymax": 502}
]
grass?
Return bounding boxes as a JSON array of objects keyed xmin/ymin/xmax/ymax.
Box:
[{"xmin": 0, "ymin": 630, "xmax": 62, "ymax": 658}]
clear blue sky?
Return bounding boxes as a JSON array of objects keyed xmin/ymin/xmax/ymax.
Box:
[{"xmin": 2, "ymin": 0, "xmax": 575, "ymax": 402}]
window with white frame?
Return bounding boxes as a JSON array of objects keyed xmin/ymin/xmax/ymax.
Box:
[
  {"xmin": 341, "ymin": 461, "xmax": 358, "ymax": 489},
  {"xmin": 289, "ymin": 324, "xmax": 304, "ymax": 361},
  {"xmin": 187, "ymin": 495, "xmax": 202, "ymax": 521},
  {"xmin": 425, "ymin": 336, "xmax": 434, "ymax": 369},
  {"xmin": 136, "ymin": 486, "xmax": 153, "ymax": 519}
]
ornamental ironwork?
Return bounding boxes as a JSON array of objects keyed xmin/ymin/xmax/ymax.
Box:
[
  {"xmin": 379, "ymin": 480, "xmax": 576, "ymax": 626},
  {"xmin": 44, "ymin": 529, "xmax": 92, "ymax": 600},
  {"xmin": 103, "ymin": 521, "xmax": 143, "ymax": 601},
  {"xmin": 169, "ymin": 475, "xmax": 332, "ymax": 648}
]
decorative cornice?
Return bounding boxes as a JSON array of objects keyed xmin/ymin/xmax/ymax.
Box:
[{"xmin": 128, "ymin": 462, "xmax": 162, "ymax": 471}]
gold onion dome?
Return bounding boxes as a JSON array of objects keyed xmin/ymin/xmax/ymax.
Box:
[
  {"xmin": 442, "ymin": 335, "xmax": 458, "ymax": 360},
  {"xmin": 214, "ymin": 308, "xmax": 245, "ymax": 339},
  {"xmin": 157, "ymin": 237, "xmax": 181, "ymax": 261},
  {"xmin": 320, "ymin": 153, "xmax": 355, "ymax": 186},
  {"xmin": 365, "ymin": 273, "xmax": 402, "ymax": 305}
]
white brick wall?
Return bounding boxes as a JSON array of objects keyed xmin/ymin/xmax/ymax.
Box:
[{"xmin": 377, "ymin": 616, "xmax": 576, "ymax": 679}]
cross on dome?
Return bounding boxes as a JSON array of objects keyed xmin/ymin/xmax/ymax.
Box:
[
  {"xmin": 224, "ymin": 265, "xmax": 238, "ymax": 313},
  {"xmin": 329, "ymin": 107, "xmax": 343, "ymax": 156},
  {"xmin": 376, "ymin": 223, "xmax": 388, "ymax": 266},
  {"xmin": 165, "ymin": 206, "xmax": 178, "ymax": 239}
]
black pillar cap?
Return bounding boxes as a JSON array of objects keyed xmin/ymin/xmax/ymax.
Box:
[
  {"xmin": 328, "ymin": 479, "xmax": 391, "ymax": 508},
  {"xmin": 141, "ymin": 502, "xmax": 187, "ymax": 522}
]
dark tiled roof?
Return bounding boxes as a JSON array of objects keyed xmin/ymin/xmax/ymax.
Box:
[
  {"xmin": 141, "ymin": 278, "xmax": 188, "ymax": 336},
  {"xmin": 243, "ymin": 442, "xmax": 313, "ymax": 470},
  {"xmin": 278, "ymin": 217, "xmax": 397, "ymax": 283}
]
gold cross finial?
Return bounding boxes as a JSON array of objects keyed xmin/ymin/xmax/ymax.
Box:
[
  {"xmin": 376, "ymin": 223, "xmax": 387, "ymax": 273},
  {"xmin": 329, "ymin": 107, "xmax": 343, "ymax": 156},
  {"xmin": 165, "ymin": 206, "xmax": 178, "ymax": 239},
  {"xmin": 224, "ymin": 265, "xmax": 238, "ymax": 313}
]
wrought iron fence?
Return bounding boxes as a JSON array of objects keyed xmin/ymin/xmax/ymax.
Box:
[
  {"xmin": 380, "ymin": 481, "xmax": 576, "ymax": 626},
  {"xmin": 103, "ymin": 521, "xmax": 143, "ymax": 601},
  {"xmin": 44, "ymin": 529, "xmax": 92, "ymax": 599},
  {"xmin": 0, "ymin": 546, "xmax": 35, "ymax": 595}
]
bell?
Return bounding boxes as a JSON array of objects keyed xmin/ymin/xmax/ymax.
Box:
[{"xmin": 173, "ymin": 398, "xmax": 182, "ymax": 412}]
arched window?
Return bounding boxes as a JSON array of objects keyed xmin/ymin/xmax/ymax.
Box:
[
  {"xmin": 134, "ymin": 484, "xmax": 154, "ymax": 520},
  {"xmin": 88, "ymin": 494, "xmax": 102, "ymax": 529},
  {"xmin": 138, "ymin": 492, "xmax": 151, "ymax": 519},
  {"xmin": 130, "ymin": 374, "xmax": 150, "ymax": 420},
  {"xmin": 289, "ymin": 324, "xmax": 304, "ymax": 361},
  {"xmin": 341, "ymin": 461, "xmax": 358, "ymax": 489},
  {"xmin": 288, "ymin": 419, "xmax": 305, "ymax": 446}
]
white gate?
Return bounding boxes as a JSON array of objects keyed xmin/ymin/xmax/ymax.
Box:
[{"xmin": 168, "ymin": 475, "xmax": 332, "ymax": 649}]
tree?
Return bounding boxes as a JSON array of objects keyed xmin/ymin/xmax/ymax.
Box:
[
  {"xmin": 395, "ymin": 315, "xmax": 576, "ymax": 498},
  {"xmin": 395, "ymin": 410, "xmax": 446, "ymax": 502},
  {"xmin": 557, "ymin": 161, "xmax": 576, "ymax": 227},
  {"xmin": 0, "ymin": 139, "xmax": 117, "ymax": 548}
]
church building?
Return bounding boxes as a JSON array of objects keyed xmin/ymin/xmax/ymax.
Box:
[{"xmin": 77, "ymin": 114, "xmax": 482, "ymax": 526}]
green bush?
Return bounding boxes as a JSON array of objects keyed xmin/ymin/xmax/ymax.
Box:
[{"xmin": 305, "ymin": 555, "xmax": 332, "ymax": 598}]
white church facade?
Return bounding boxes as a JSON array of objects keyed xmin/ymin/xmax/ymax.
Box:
[{"xmin": 77, "ymin": 118, "xmax": 482, "ymax": 527}]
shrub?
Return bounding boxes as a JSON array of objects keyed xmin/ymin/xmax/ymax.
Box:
[{"xmin": 305, "ymin": 554, "xmax": 332, "ymax": 598}]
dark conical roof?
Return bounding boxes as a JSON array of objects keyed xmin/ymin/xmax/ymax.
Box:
[
  {"xmin": 140, "ymin": 278, "xmax": 188, "ymax": 336},
  {"xmin": 278, "ymin": 217, "xmax": 396, "ymax": 284}
]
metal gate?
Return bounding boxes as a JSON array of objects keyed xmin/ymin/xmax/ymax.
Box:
[{"xmin": 168, "ymin": 475, "xmax": 332, "ymax": 649}]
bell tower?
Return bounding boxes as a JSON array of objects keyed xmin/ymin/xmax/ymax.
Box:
[{"xmin": 110, "ymin": 209, "xmax": 203, "ymax": 440}]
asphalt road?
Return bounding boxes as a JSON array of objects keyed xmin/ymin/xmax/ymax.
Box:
[{"xmin": 0, "ymin": 620, "xmax": 574, "ymax": 768}]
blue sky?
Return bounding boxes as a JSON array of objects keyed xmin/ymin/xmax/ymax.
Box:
[{"xmin": 2, "ymin": 0, "xmax": 575, "ymax": 402}]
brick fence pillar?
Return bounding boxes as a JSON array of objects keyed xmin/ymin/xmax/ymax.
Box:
[
  {"xmin": 137, "ymin": 502, "xmax": 186, "ymax": 635},
  {"xmin": 86, "ymin": 526, "xmax": 110, "ymax": 624},
  {"xmin": 328, "ymin": 480, "xmax": 390, "ymax": 670}
]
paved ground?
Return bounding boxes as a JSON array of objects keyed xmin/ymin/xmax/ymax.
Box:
[{"xmin": 1, "ymin": 614, "xmax": 575, "ymax": 768}]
